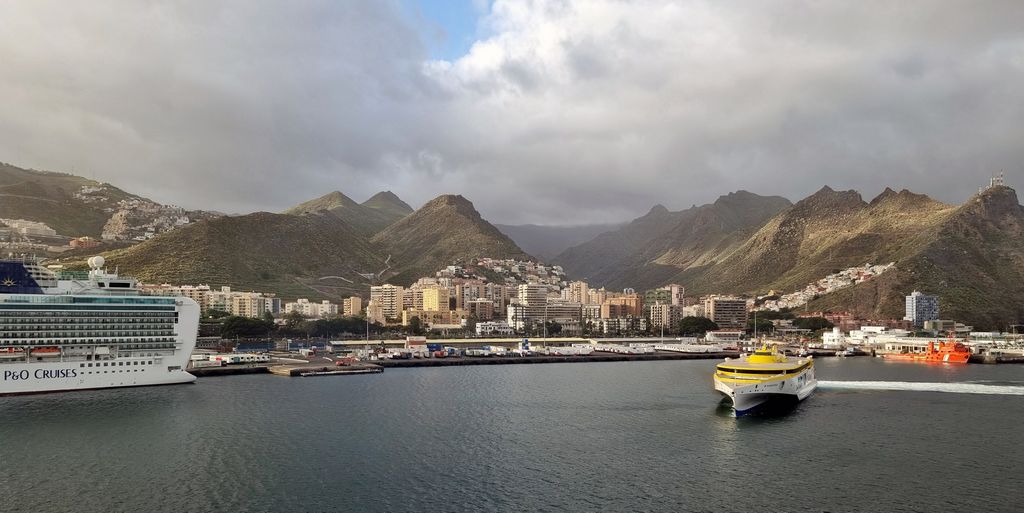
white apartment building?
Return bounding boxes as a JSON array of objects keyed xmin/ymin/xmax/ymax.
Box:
[
  {"xmin": 284, "ymin": 298, "xmax": 339, "ymax": 318},
  {"xmin": 476, "ymin": 321, "xmax": 515, "ymax": 337},
  {"xmin": 649, "ymin": 303, "xmax": 682, "ymax": 330},
  {"xmin": 517, "ymin": 284, "xmax": 548, "ymax": 306}
]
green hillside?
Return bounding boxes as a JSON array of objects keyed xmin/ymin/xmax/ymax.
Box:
[
  {"xmin": 371, "ymin": 195, "xmax": 532, "ymax": 285},
  {"xmin": 0, "ymin": 162, "xmax": 135, "ymax": 236},
  {"xmin": 95, "ymin": 212, "xmax": 385, "ymax": 300}
]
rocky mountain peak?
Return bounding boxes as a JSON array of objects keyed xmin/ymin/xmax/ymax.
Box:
[
  {"xmin": 793, "ymin": 186, "xmax": 866, "ymax": 215},
  {"xmin": 362, "ymin": 190, "xmax": 413, "ymax": 213}
]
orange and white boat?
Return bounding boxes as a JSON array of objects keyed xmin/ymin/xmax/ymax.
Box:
[
  {"xmin": 883, "ymin": 339, "xmax": 971, "ymax": 364},
  {"xmin": 0, "ymin": 347, "xmax": 26, "ymax": 359},
  {"xmin": 31, "ymin": 346, "xmax": 62, "ymax": 357}
]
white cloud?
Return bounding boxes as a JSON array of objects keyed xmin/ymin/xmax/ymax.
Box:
[{"xmin": 1, "ymin": 1, "xmax": 1022, "ymax": 223}]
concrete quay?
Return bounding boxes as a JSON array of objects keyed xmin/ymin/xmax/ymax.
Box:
[
  {"xmin": 376, "ymin": 351, "xmax": 739, "ymax": 368},
  {"xmin": 267, "ymin": 362, "xmax": 383, "ymax": 377},
  {"xmin": 970, "ymin": 354, "xmax": 1024, "ymax": 364}
]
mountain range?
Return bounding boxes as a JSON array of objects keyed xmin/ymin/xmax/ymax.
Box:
[
  {"xmin": 553, "ymin": 185, "xmax": 1024, "ymax": 329},
  {"xmin": 5, "ymin": 161, "xmax": 1021, "ymax": 328},
  {"xmin": 87, "ymin": 193, "xmax": 526, "ymax": 300}
]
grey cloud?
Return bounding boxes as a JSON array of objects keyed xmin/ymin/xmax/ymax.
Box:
[{"xmin": 1, "ymin": 0, "xmax": 1023, "ymax": 224}]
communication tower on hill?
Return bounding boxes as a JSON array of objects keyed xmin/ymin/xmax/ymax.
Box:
[
  {"xmin": 980, "ymin": 171, "xmax": 1006, "ymax": 194},
  {"xmin": 991, "ymin": 171, "xmax": 1005, "ymax": 188}
]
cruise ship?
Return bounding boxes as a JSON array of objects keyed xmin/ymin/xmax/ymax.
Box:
[
  {"xmin": 713, "ymin": 344, "xmax": 817, "ymax": 416},
  {"xmin": 0, "ymin": 256, "xmax": 198, "ymax": 396}
]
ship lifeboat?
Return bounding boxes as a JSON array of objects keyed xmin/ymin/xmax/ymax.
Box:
[
  {"xmin": 0, "ymin": 347, "xmax": 26, "ymax": 359},
  {"xmin": 31, "ymin": 346, "xmax": 61, "ymax": 357}
]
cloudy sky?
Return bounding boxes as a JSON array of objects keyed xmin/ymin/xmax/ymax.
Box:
[{"xmin": 1, "ymin": 1, "xmax": 1022, "ymax": 224}]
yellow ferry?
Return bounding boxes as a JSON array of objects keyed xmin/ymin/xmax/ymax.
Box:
[{"xmin": 713, "ymin": 344, "xmax": 817, "ymax": 416}]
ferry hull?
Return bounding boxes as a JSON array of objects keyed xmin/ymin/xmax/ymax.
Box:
[{"xmin": 714, "ymin": 370, "xmax": 817, "ymax": 416}]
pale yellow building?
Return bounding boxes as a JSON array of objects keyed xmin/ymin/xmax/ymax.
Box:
[
  {"xmin": 342, "ymin": 296, "xmax": 363, "ymax": 317},
  {"xmin": 422, "ymin": 286, "xmax": 451, "ymax": 312}
]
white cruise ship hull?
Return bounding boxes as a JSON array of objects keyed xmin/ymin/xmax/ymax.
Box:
[
  {"xmin": 0, "ymin": 261, "xmax": 201, "ymax": 397},
  {"xmin": 714, "ymin": 369, "xmax": 817, "ymax": 416},
  {"xmin": 0, "ymin": 358, "xmax": 195, "ymax": 396}
]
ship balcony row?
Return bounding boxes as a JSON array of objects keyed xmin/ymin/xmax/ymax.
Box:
[
  {"xmin": 0, "ymin": 323, "xmax": 175, "ymax": 330},
  {"xmin": 0, "ymin": 311, "xmax": 176, "ymax": 318},
  {"xmin": 0, "ymin": 335, "xmax": 179, "ymax": 345},
  {"xmin": 0, "ymin": 330, "xmax": 176, "ymax": 338},
  {"xmin": 0, "ymin": 317, "xmax": 176, "ymax": 322},
  {"xmin": 0, "ymin": 316, "xmax": 176, "ymax": 322}
]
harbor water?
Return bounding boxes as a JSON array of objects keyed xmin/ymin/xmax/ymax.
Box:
[{"xmin": 2, "ymin": 358, "xmax": 1023, "ymax": 512}]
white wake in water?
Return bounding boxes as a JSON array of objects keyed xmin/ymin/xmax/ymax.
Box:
[{"xmin": 818, "ymin": 381, "xmax": 1024, "ymax": 396}]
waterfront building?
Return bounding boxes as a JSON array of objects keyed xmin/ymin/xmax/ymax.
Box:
[
  {"xmin": 705, "ymin": 330, "xmax": 744, "ymax": 343},
  {"xmin": 566, "ymin": 281, "xmax": 590, "ymax": 303},
  {"xmin": 370, "ymin": 284, "xmax": 405, "ymax": 321},
  {"xmin": 649, "ymin": 303, "xmax": 682, "ymax": 331},
  {"xmin": 922, "ymin": 319, "xmax": 972, "ymax": 334},
  {"xmin": 595, "ymin": 317, "xmax": 647, "ymax": 335},
  {"xmin": 507, "ymin": 301, "xmax": 583, "ymax": 334},
  {"xmin": 681, "ymin": 303, "xmax": 706, "ymax": 318},
  {"xmin": 600, "ymin": 294, "xmax": 642, "ymax": 319},
  {"xmin": 403, "ymin": 287, "xmax": 424, "ymax": 311},
  {"xmin": 422, "ymin": 286, "xmax": 451, "ymax": 312},
  {"xmin": 284, "ymin": 298, "xmax": 338, "ymax": 318},
  {"xmin": 704, "ymin": 297, "xmax": 748, "ymax": 329},
  {"xmin": 644, "ymin": 289, "xmax": 672, "ymax": 312},
  {"xmin": 455, "ymin": 281, "xmax": 485, "ymax": 310},
  {"xmin": 366, "ymin": 300, "xmax": 387, "ymax": 325},
  {"xmin": 230, "ymin": 292, "xmax": 280, "ymax": 318},
  {"xmin": 822, "ymin": 327, "xmax": 845, "ymax": 348},
  {"xmin": 586, "ymin": 287, "xmax": 609, "ymax": 305},
  {"xmin": 517, "ymin": 284, "xmax": 548, "ymax": 306},
  {"xmin": 342, "ymin": 296, "xmax": 363, "ymax": 317},
  {"xmin": 402, "ymin": 308, "xmax": 467, "ymax": 328},
  {"xmin": 644, "ymin": 284, "xmax": 683, "ymax": 308},
  {"xmin": 485, "ymin": 283, "xmax": 512, "ymax": 313},
  {"xmin": 476, "ymin": 321, "xmax": 515, "ymax": 337},
  {"xmin": 904, "ymin": 291, "xmax": 939, "ymax": 327},
  {"xmin": 465, "ymin": 298, "xmax": 495, "ymax": 321}
]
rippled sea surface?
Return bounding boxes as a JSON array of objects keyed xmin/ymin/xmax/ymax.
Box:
[{"xmin": 2, "ymin": 358, "xmax": 1023, "ymax": 512}]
